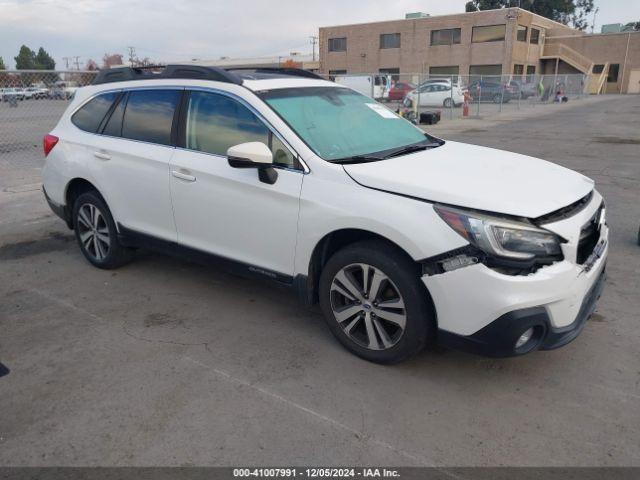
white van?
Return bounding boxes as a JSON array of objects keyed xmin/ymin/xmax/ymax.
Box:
[{"xmin": 334, "ymin": 74, "xmax": 390, "ymax": 100}]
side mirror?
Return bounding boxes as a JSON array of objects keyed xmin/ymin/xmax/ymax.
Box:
[{"xmin": 227, "ymin": 142, "xmax": 278, "ymax": 184}]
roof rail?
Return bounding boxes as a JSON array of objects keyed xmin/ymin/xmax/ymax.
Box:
[
  {"xmin": 226, "ymin": 67, "xmax": 324, "ymax": 80},
  {"xmin": 92, "ymin": 64, "xmax": 244, "ymax": 86}
]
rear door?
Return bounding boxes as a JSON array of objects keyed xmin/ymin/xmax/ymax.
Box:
[
  {"xmin": 88, "ymin": 88, "xmax": 181, "ymax": 241},
  {"xmin": 169, "ymin": 89, "xmax": 303, "ymax": 277}
]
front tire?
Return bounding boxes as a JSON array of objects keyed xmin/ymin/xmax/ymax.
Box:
[
  {"xmin": 443, "ymin": 97, "xmax": 453, "ymax": 108},
  {"xmin": 72, "ymin": 191, "xmax": 134, "ymax": 269},
  {"xmin": 319, "ymin": 240, "xmax": 434, "ymax": 364}
]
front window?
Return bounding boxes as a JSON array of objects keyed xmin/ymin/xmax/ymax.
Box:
[
  {"xmin": 185, "ymin": 91, "xmax": 296, "ymax": 168},
  {"xmin": 260, "ymin": 87, "xmax": 435, "ymax": 162}
]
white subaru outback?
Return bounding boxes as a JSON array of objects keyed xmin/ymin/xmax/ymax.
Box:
[{"xmin": 42, "ymin": 65, "xmax": 608, "ymax": 363}]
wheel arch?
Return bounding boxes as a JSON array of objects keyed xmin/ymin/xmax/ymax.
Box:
[
  {"xmin": 299, "ymin": 228, "xmax": 435, "ymax": 316},
  {"xmin": 63, "ymin": 178, "xmax": 102, "ymax": 229}
]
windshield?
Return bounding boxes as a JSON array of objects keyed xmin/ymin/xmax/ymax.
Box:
[{"xmin": 260, "ymin": 87, "xmax": 435, "ymax": 162}]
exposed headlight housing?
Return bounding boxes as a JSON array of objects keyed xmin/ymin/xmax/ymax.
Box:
[{"xmin": 434, "ymin": 205, "xmax": 564, "ymax": 262}]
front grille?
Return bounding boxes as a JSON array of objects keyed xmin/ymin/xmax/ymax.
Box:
[{"xmin": 576, "ymin": 203, "xmax": 604, "ymax": 264}]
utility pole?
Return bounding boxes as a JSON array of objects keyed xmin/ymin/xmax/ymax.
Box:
[
  {"xmin": 62, "ymin": 57, "xmax": 70, "ymax": 69},
  {"xmin": 309, "ymin": 35, "xmax": 318, "ymax": 61},
  {"xmin": 72, "ymin": 56, "xmax": 81, "ymax": 70},
  {"xmin": 127, "ymin": 46, "xmax": 137, "ymax": 67},
  {"xmin": 591, "ymin": 7, "xmax": 599, "ymax": 34}
]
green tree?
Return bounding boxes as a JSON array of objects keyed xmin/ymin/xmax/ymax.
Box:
[
  {"xmin": 464, "ymin": 0, "xmax": 596, "ymax": 30},
  {"xmin": 14, "ymin": 45, "xmax": 36, "ymax": 69},
  {"xmin": 0, "ymin": 57, "xmax": 5, "ymax": 70},
  {"xmin": 623, "ymin": 21, "xmax": 640, "ymax": 31},
  {"xmin": 35, "ymin": 47, "xmax": 56, "ymax": 70}
]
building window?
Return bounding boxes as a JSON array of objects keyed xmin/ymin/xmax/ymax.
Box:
[
  {"xmin": 530, "ymin": 28, "xmax": 540, "ymax": 44},
  {"xmin": 328, "ymin": 37, "xmax": 347, "ymax": 52},
  {"xmin": 469, "ymin": 64, "xmax": 503, "ymax": 81},
  {"xmin": 380, "ymin": 33, "xmax": 401, "ymax": 49},
  {"xmin": 513, "ymin": 64, "xmax": 524, "ymax": 75},
  {"xmin": 472, "ymin": 24, "xmax": 506, "ymax": 43},
  {"xmin": 429, "ymin": 66, "xmax": 460, "ymax": 76},
  {"xmin": 329, "ymin": 70, "xmax": 347, "ymax": 75},
  {"xmin": 379, "ymin": 68, "xmax": 400, "ymax": 81},
  {"xmin": 607, "ymin": 64, "xmax": 620, "ymax": 82},
  {"xmin": 517, "ymin": 25, "xmax": 528, "ymax": 42},
  {"xmin": 526, "ymin": 65, "xmax": 536, "ymax": 75},
  {"xmin": 593, "ymin": 64, "xmax": 605, "ymax": 74},
  {"xmin": 430, "ymin": 28, "xmax": 461, "ymax": 46}
]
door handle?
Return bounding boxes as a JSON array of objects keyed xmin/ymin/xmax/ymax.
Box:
[
  {"xmin": 93, "ymin": 151, "xmax": 111, "ymax": 161},
  {"xmin": 171, "ymin": 170, "xmax": 196, "ymax": 182}
]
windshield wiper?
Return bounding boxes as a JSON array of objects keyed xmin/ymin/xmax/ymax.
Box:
[
  {"xmin": 381, "ymin": 141, "xmax": 441, "ymax": 159},
  {"xmin": 332, "ymin": 154, "xmax": 385, "ymax": 164},
  {"xmin": 332, "ymin": 140, "xmax": 442, "ymax": 164}
]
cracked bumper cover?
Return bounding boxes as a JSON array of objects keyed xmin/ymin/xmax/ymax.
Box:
[{"xmin": 423, "ymin": 228, "xmax": 608, "ymax": 357}]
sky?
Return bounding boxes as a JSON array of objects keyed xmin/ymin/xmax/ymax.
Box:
[{"xmin": 0, "ymin": 0, "xmax": 638, "ymax": 70}]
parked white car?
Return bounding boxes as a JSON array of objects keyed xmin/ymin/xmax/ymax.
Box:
[
  {"xmin": 0, "ymin": 87, "xmax": 25, "ymax": 101},
  {"xmin": 405, "ymin": 82, "xmax": 465, "ymax": 108},
  {"xmin": 42, "ymin": 65, "xmax": 608, "ymax": 363},
  {"xmin": 23, "ymin": 86, "xmax": 48, "ymax": 99}
]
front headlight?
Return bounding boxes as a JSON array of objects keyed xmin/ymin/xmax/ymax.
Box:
[{"xmin": 434, "ymin": 205, "xmax": 563, "ymax": 260}]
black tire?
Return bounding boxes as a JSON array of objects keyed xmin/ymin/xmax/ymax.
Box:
[
  {"xmin": 443, "ymin": 97, "xmax": 453, "ymax": 108},
  {"xmin": 319, "ymin": 240, "xmax": 435, "ymax": 364},
  {"xmin": 492, "ymin": 93, "xmax": 502, "ymax": 104},
  {"xmin": 72, "ymin": 191, "xmax": 134, "ymax": 269}
]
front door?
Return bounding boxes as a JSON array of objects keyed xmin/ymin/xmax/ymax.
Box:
[{"xmin": 169, "ymin": 90, "xmax": 303, "ymax": 277}]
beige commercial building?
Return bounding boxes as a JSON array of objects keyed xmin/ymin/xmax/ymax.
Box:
[{"xmin": 319, "ymin": 8, "xmax": 640, "ymax": 93}]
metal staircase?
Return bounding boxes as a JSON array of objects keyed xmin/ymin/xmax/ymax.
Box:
[{"xmin": 541, "ymin": 43, "xmax": 609, "ymax": 94}]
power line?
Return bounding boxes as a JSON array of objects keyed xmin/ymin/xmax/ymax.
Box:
[{"xmin": 309, "ymin": 35, "xmax": 318, "ymax": 62}]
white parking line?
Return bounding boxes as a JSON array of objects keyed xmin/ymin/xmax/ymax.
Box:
[
  {"xmin": 28, "ymin": 286, "xmax": 456, "ymax": 473},
  {"xmin": 183, "ymin": 355, "xmax": 440, "ymax": 468}
]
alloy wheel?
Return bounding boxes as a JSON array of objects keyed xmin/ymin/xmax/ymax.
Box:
[
  {"xmin": 330, "ymin": 263, "xmax": 407, "ymax": 351},
  {"xmin": 77, "ymin": 203, "xmax": 110, "ymax": 261}
]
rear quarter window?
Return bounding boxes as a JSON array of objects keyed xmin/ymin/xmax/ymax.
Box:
[
  {"xmin": 71, "ymin": 92, "xmax": 119, "ymax": 133},
  {"xmin": 121, "ymin": 89, "xmax": 181, "ymax": 146}
]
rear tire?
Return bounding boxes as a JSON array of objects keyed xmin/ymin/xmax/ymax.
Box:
[
  {"xmin": 319, "ymin": 240, "xmax": 434, "ymax": 364},
  {"xmin": 72, "ymin": 191, "xmax": 134, "ymax": 269}
]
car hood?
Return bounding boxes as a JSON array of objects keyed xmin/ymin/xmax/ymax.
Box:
[{"xmin": 343, "ymin": 141, "xmax": 594, "ymax": 218}]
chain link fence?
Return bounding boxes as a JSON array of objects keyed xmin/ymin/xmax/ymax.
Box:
[
  {"xmin": 324, "ymin": 73, "xmax": 588, "ymax": 124},
  {"xmin": 0, "ymin": 69, "xmax": 588, "ymax": 169},
  {"xmin": 0, "ymin": 70, "xmax": 97, "ymax": 172}
]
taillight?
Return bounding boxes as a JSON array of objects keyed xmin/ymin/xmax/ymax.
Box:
[{"xmin": 43, "ymin": 134, "xmax": 59, "ymax": 157}]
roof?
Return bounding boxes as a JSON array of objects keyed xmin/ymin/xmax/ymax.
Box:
[{"xmin": 319, "ymin": 7, "xmax": 578, "ymax": 32}]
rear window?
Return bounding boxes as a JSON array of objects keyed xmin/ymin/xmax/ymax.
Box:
[
  {"xmin": 121, "ymin": 89, "xmax": 180, "ymax": 146},
  {"xmin": 71, "ymin": 92, "xmax": 119, "ymax": 133}
]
